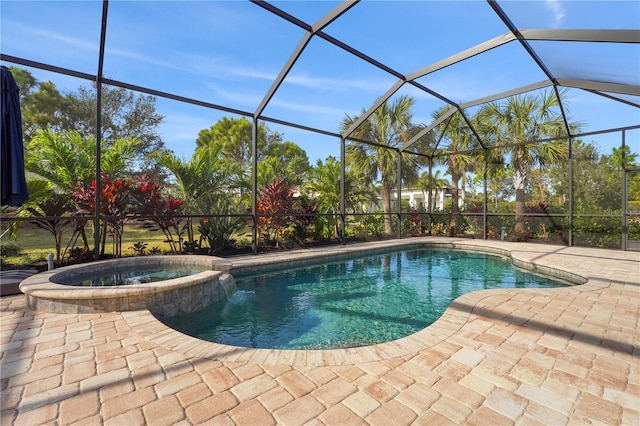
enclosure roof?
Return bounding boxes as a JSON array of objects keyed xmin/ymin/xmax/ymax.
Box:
[{"xmin": 1, "ymin": 0, "xmax": 638, "ymax": 156}]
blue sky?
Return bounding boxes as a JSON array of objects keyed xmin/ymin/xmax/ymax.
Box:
[{"xmin": 1, "ymin": 0, "xmax": 639, "ymax": 165}]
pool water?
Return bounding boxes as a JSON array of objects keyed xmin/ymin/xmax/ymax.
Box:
[
  {"xmin": 164, "ymin": 248, "xmax": 570, "ymax": 350},
  {"xmin": 72, "ymin": 268, "xmax": 203, "ymax": 286}
]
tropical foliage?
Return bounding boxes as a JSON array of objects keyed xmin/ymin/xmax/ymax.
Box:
[
  {"xmin": 130, "ymin": 176, "xmax": 187, "ymax": 254},
  {"xmin": 342, "ymin": 94, "xmax": 424, "ymax": 234},
  {"xmin": 431, "ymin": 108, "xmax": 480, "ymax": 236},
  {"xmin": 2, "ymin": 67, "xmax": 635, "ymax": 268},
  {"xmin": 479, "ymin": 91, "xmax": 577, "ymax": 233},
  {"xmin": 11, "ymin": 66, "xmax": 166, "ymax": 178},
  {"xmin": 256, "ymin": 179, "xmax": 317, "ymax": 249},
  {"xmin": 73, "ymin": 173, "xmax": 133, "ymax": 257}
]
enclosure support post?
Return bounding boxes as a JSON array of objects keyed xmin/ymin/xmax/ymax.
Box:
[
  {"xmin": 251, "ymin": 118, "xmax": 258, "ymax": 254},
  {"xmin": 622, "ymin": 130, "xmax": 627, "ymax": 250},
  {"xmin": 568, "ymin": 137, "xmax": 573, "ymax": 247},
  {"xmin": 94, "ymin": 0, "xmax": 109, "ymax": 261},
  {"xmin": 483, "ymin": 149, "xmax": 488, "ymax": 240},
  {"xmin": 428, "ymin": 159, "xmax": 433, "ymax": 234},
  {"xmin": 397, "ymin": 150, "xmax": 402, "ymax": 239},
  {"xmin": 340, "ymin": 137, "xmax": 346, "ymax": 245}
]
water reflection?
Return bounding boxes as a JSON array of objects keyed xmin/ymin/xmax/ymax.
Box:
[{"xmin": 164, "ymin": 248, "xmax": 568, "ymax": 349}]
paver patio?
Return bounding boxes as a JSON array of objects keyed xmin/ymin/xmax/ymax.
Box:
[{"xmin": 1, "ymin": 238, "xmax": 638, "ymax": 425}]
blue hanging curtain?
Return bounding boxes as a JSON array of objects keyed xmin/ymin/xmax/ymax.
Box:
[{"xmin": 1, "ymin": 66, "xmax": 29, "ymax": 206}]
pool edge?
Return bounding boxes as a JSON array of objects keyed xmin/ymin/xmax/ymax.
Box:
[{"xmin": 124, "ymin": 238, "xmax": 604, "ymax": 366}]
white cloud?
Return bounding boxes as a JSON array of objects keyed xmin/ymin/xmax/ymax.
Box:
[
  {"xmin": 545, "ymin": 0, "xmax": 566, "ymax": 28},
  {"xmin": 269, "ymin": 98, "xmax": 354, "ymax": 118},
  {"xmin": 105, "ymin": 47, "xmax": 179, "ymax": 71},
  {"xmin": 229, "ymin": 67, "xmax": 278, "ymax": 82},
  {"xmin": 284, "ymin": 73, "xmax": 390, "ymax": 93},
  {"xmin": 204, "ymin": 81, "xmax": 355, "ymax": 120},
  {"xmin": 29, "ymin": 27, "xmax": 97, "ymax": 51},
  {"xmin": 205, "ymin": 83, "xmax": 262, "ymax": 109},
  {"xmin": 230, "ymin": 66, "xmax": 391, "ymax": 94}
]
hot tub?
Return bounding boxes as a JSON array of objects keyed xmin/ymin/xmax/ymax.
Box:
[{"xmin": 19, "ymin": 255, "xmax": 236, "ymax": 318}]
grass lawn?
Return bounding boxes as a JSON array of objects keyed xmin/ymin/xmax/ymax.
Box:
[
  {"xmin": 2, "ymin": 221, "xmax": 254, "ymax": 270},
  {"xmin": 2, "ymin": 223, "xmax": 186, "ymax": 269}
]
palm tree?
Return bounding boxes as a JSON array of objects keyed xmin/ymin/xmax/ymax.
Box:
[
  {"xmin": 22, "ymin": 129, "xmax": 140, "ymax": 256},
  {"xmin": 303, "ymin": 156, "xmax": 377, "ymax": 238},
  {"xmin": 152, "ymin": 143, "xmax": 231, "ymax": 243},
  {"xmin": 485, "ymin": 163, "xmax": 511, "ymax": 211},
  {"xmin": 257, "ymin": 155, "xmax": 307, "ymax": 189},
  {"xmin": 341, "ymin": 95, "xmax": 422, "ymax": 234},
  {"xmin": 26, "ymin": 129, "xmax": 141, "ymax": 190},
  {"xmin": 432, "ymin": 107, "xmax": 479, "ymax": 236},
  {"xmin": 417, "ymin": 169, "xmax": 448, "ymax": 211},
  {"xmin": 26, "ymin": 129, "xmax": 97, "ymax": 190},
  {"xmin": 304, "ymin": 158, "xmax": 340, "ymax": 235},
  {"xmin": 479, "ymin": 90, "xmax": 578, "ymax": 234}
]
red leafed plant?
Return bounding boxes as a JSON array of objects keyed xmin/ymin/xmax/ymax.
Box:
[
  {"xmin": 73, "ymin": 172, "xmax": 133, "ymax": 257},
  {"xmin": 525, "ymin": 201, "xmax": 549, "ymax": 215},
  {"xmin": 257, "ymin": 178, "xmax": 316, "ymax": 248},
  {"xmin": 130, "ymin": 175, "xmax": 185, "ymax": 253}
]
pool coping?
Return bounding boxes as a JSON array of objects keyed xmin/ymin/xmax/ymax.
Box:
[{"xmin": 122, "ymin": 237, "xmax": 609, "ymax": 366}]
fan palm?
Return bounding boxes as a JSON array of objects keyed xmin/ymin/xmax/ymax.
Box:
[
  {"xmin": 417, "ymin": 169, "xmax": 448, "ymax": 210},
  {"xmin": 432, "ymin": 107, "xmax": 479, "ymax": 236},
  {"xmin": 342, "ymin": 95, "xmax": 421, "ymax": 234},
  {"xmin": 479, "ymin": 90, "xmax": 578, "ymax": 233}
]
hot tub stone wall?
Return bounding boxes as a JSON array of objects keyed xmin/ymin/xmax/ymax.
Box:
[{"xmin": 20, "ymin": 255, "xmax": 236, "ymax": 317}]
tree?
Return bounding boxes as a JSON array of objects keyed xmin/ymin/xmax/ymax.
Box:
[
  {"xmin": 342, "ymin": 95, "xmax": 422, "ymax": 234},
  {"xmin": 257, "ymin": 148, "xmax": 309, "ymax": 189},
  {"xmin": 12, "ymin": 67, "xmax": 165, "ymax": 177},
  {"xmin": 417, "ymin": 169, "xmax": 448, "ymax": 211},
  {"xmin": 527, "ymin": 168, "xmax": 553, "ymax": 204},
  {"xmin": 9, "ymin": 66, "xmax": 66, "ymax": 141},
  {"xmin": 60, "ymin": 84, "xmax": 165, "ymax": 176},
  {"xmin": 152, "ymin": 143, "xmax": 231, "ymax": 243},
  {"xmin": 485, "ymin": 163, "xmax": 513, "ymax": 212},
  {"xmin": 303, "ymin": 156, "xmax": 377, "ymax": 238},
  {"xmin": 196, "ymin": 116, "xmax": 271, "ymax": 163},
  {"xmin": 548, "ymin": 141, "xmax": 636, "ymax": 214},
  {"xmin": 262, "ymin": 140, "xmax": 311, "ymax": 185},
  {"xmin": 432, "ymin": 108, "xmax": 479, "ymax": 236},
  {"xmin": 196, "ymin": 117, "xmax": 282, "ymax": 203},
  {"xmin": 480, "ymin": 90, "xmax": 579, "ymax": 233},
  {"xmin": 25, "ymin": 129, "xmax": 140, "ymax": 191}
]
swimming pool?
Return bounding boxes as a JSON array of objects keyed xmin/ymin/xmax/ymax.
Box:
[{"xmin": 163, "ymin": 248, "xmax": 572, "ymax": 350}]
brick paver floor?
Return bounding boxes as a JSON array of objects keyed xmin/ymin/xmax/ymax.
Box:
[{"xmin": 1, "ymin": 239, "xmax": 638, "ymax": 425}]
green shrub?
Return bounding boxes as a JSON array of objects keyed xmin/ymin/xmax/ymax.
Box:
[
  {"xmin": 573, "ymin": 215, "xmax": 621, "ymax": 248},
  {"xmin": 0, "ymin": 241, "xmax": 21, "ymax": 257}
]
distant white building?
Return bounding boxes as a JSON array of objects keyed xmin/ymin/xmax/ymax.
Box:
[{"xmin": 390, "ymin": 186, "xmax": 464, "ymax": 211}]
